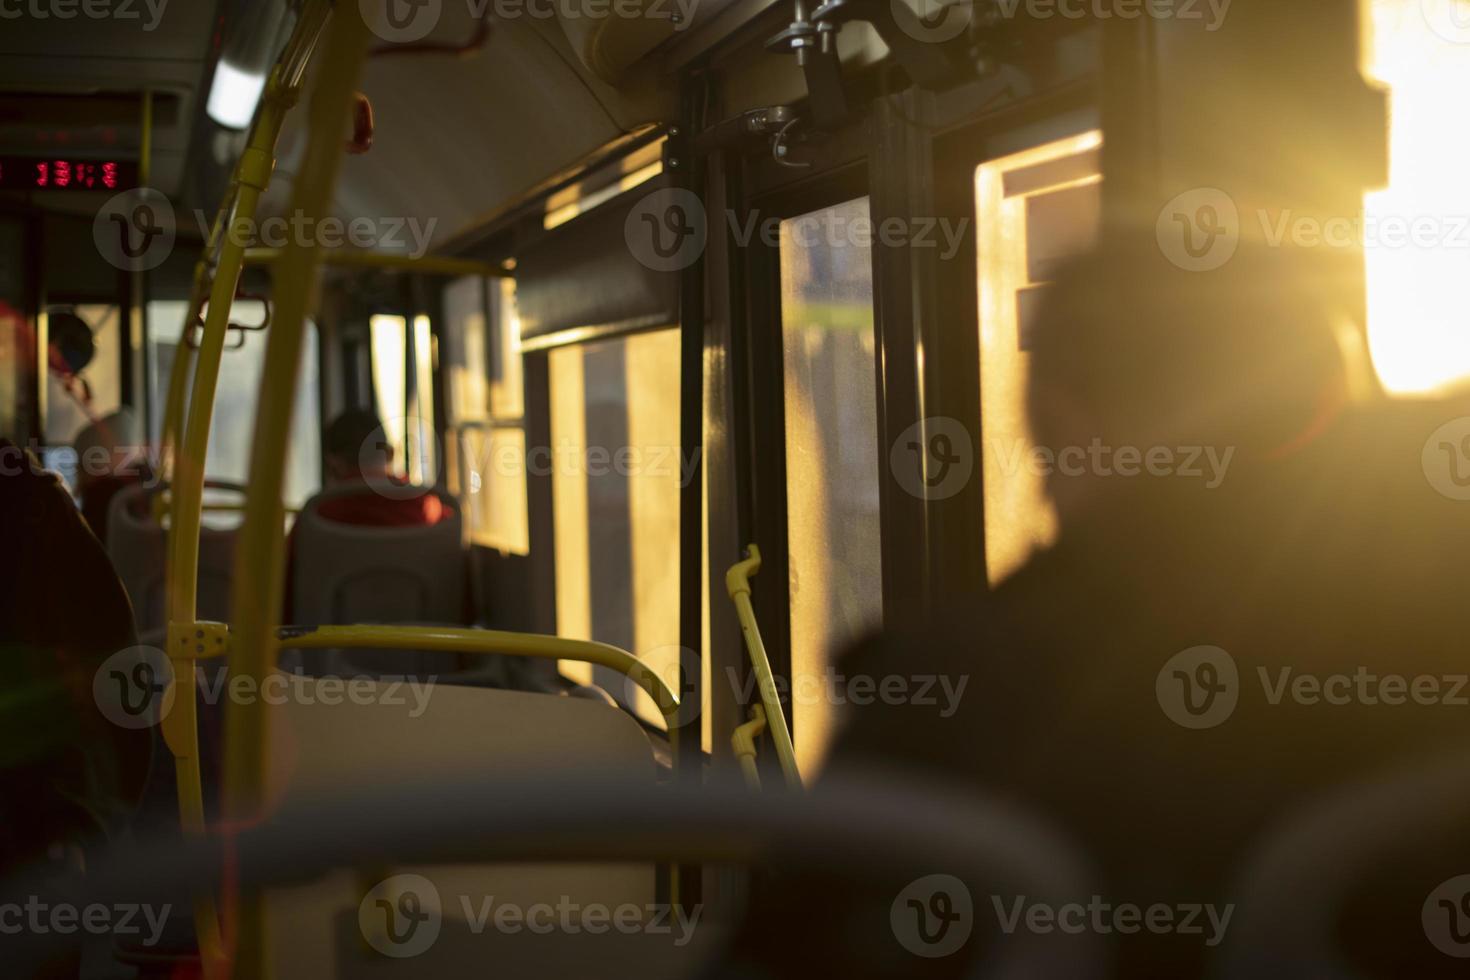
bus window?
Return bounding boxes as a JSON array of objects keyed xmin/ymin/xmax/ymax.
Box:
[
  {"xmin": 369, "ymin": 311, "xmax": 437, "ymax": 487},
  {"xmin": 779, "ymin": 196, "xmax": 883, "ymax": 777},
  {"xmin": 0, "ymin": 218, "xmax": 23, "ymax": 440},
  {"xmin": 976, "ymin": 132, "xmax": 1102, "ymax": 584},
  {"xmin": 368, "ymin": 313, "xmax": 409, "ymax": 478},
  {"xmin": 149, "ymin": 299, "xmax": 321, "ymax": 510},
  {"xmin": 441, "ymin": 276, "xmax": 529, "ymax": 555},
  {"xmin": 1362, "ymin": 0, "xmax": 1470, "ymax": 394},
  {"xmin": 549, "ymin": 328, "xmax": 682, "ymax": 728}
]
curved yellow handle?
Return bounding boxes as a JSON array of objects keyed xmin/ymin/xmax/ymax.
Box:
[{"xmin": 725, "ymin": 545, "xmax": 800, "ymax": 787}]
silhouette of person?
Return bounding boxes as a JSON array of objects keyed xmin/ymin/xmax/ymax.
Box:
[{"xmin": 711, "ymin": 237, "xmax": 1470, "ymax": 978}]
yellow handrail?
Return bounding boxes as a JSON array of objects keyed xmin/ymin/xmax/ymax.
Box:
[
  {"xmin": 160, "ymin": 2, "xmax": 333, "ymax": 974},
  {"xmin": 731, "ymin": 704, "xmax": 768, "ymax": 791},
  {"xmin": 275, "ymin": 625, "xmax": 681, "ymax": 724},
  {"xmin": 221, "ymin": 7, "xmax": 373, "ymax": 975},
  {"xmin": 725, "ymin": 545, "xmax": 801, "ymax": 788},
  {"xmin": 243, "ymin": 247, "xmax": 512, "ymax": 278}
]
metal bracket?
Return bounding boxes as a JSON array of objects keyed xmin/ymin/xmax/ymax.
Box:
[{"xmin": 166, "ymin": 620, "xmax": 231, "ymax": 662}]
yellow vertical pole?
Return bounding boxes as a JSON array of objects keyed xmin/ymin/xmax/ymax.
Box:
[
  {"xmin": 158, "ymin": 186, "xmax": 234, "ymax": 487},
  {"xmin": 162, "ymin": 95, "xmax": 285, "ymax": 978},
  {"xmin": 161, "ymin": 5, "xmax": 333, "ymax": 971},
  {"xmin": 220, "ymin": 7, "xmax": 372, "ymax": 975}
]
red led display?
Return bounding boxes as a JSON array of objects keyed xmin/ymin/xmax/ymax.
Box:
[{"xmin": 0, "ymin": 157, "xmax": 137, "ymax": 191}]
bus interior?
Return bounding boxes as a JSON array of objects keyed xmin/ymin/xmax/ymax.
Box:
[{"xmin": 3, "ymin": 0, "xmax": 1470, "ymax": 977}]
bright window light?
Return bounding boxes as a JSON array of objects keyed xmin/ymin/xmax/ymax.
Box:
[
  {"xmin": 206, "ymin": 60, "xmax": 267, "ymax": 130},
  {"xmin": 1362, "ymin": 0, "xmax": 1470, "ymax": 395}
]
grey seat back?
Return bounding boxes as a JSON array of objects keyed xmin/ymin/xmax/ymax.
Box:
[
  {"xmin": 263, "ymin": 680, "xmax": 659, "ymax": 979},
  {"xmin": 289, "ymin": 484, "xmax": 465, "ymax": 677},
  {"xmin": 106, "ymin": 481, "xmax": 236, "ymax": 641}
]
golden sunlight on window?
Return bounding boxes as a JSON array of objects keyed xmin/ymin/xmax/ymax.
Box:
[
  {"xmin": 1362, "ymin": 0, "xmax": 1470, "ymax": 394},
  {"xmin": 369, "ymin": 314, "xmax": 407, "ymax": 474},
  {"xmin": 976, "ymin": 131, "xmax": 1102, "ymax": 584}
]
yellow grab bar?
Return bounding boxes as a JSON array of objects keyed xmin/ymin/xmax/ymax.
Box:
[
  {"xmin": 243, "ymin": 248, "xmax": 511, "ymax": 278},
  {"xmin": 725, "ymin": 545, "xmax": 800, "ymax": 787},
  {"xmin": 274, "ymin": 625, "xmax": 682, "ymax": 728},
  {"xmin": 731, "ymin": 704, "xmax": 768, "ymax": 791},
  {"xmin": 160, "ymin": 3, "xmax": 333, "ymax": 974},
  {"xmin": 221, "ymin": 9, "xmax": 373, "ymax": 975}
]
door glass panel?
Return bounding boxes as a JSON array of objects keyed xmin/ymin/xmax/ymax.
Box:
[
  {"xmin": 779, "ymin": 196, "xmax": 883, "ymax": 777},
  {"xmin": 976, "ymin": 132, "xmax": 1102, "ymax": 584},
  {"xmin": 549, "ymin": 328, "xmax": 683, "ymax": 729}
]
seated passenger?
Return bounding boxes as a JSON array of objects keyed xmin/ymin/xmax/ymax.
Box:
[
  {"xmin": 714, "ymin": 239, "xmax": 1470, "ymax": 978},
  {"xmin": 283, "ymin": 408, "xmax": 456, "ymax": 626},
  {"xmin": 73, "ymin": 408, "xmax": 151, "ymax": 543},
  {"xmin": 0, "ymin": 439, "xmax": 151, "ymax": 876},
  {"xmin": 313, "ymin": 408, "xmax": 446, "ymax": 527}
]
